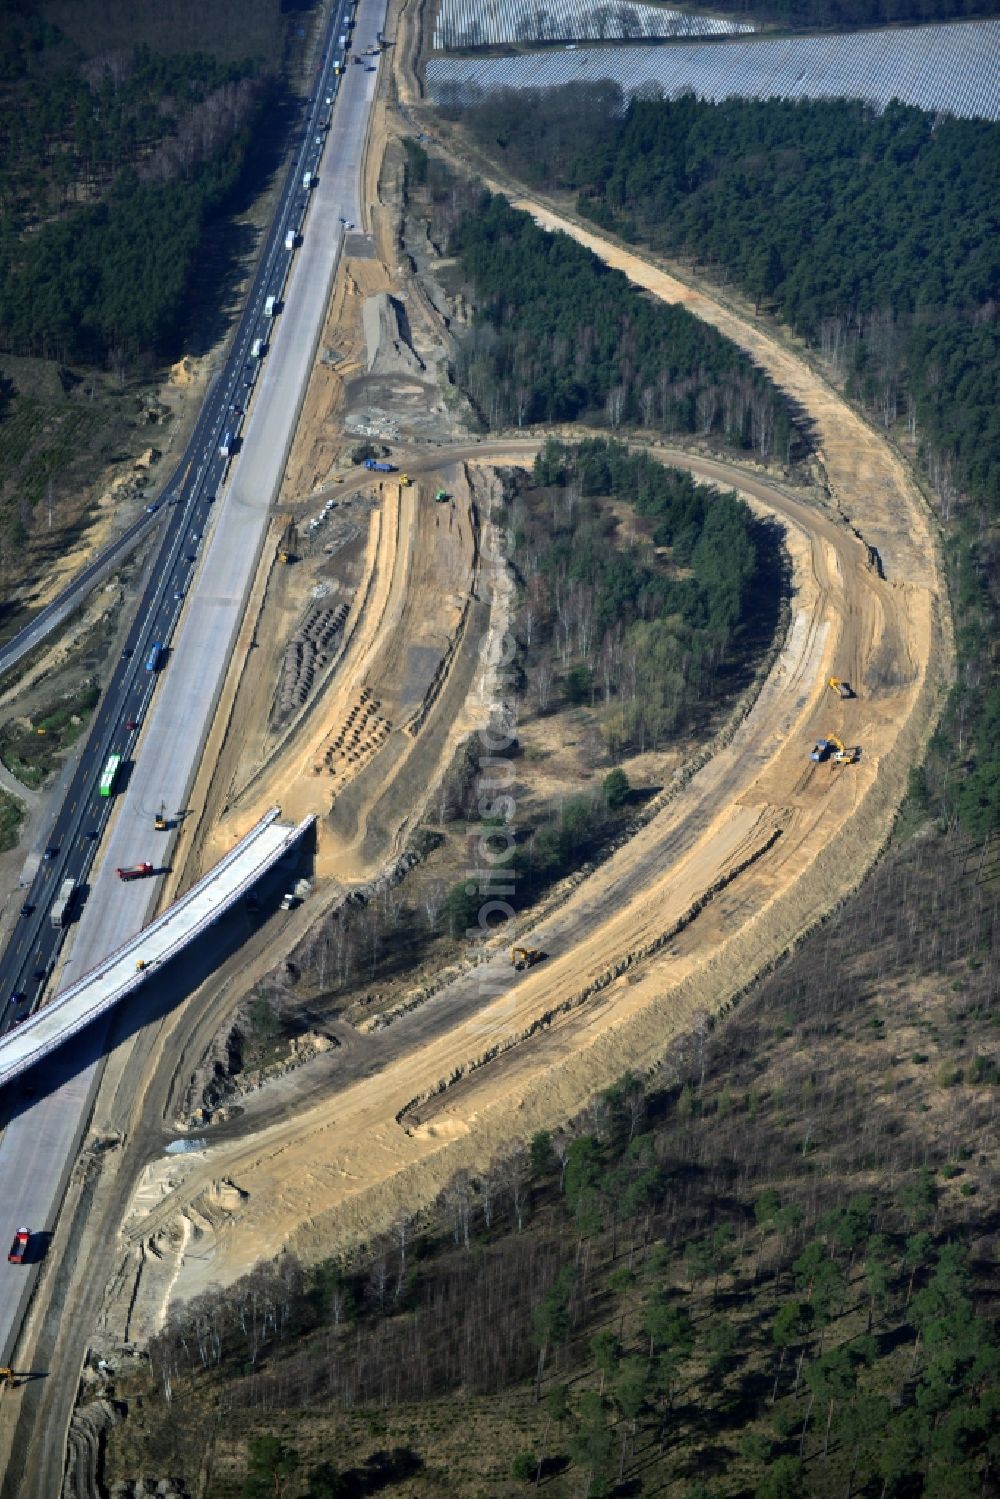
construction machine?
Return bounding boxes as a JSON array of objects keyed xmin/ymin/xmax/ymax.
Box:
[
  {"xmin": 511, "ymin": 945, "xmax": 545, "ymax": 971},
  {"xmin": 278, "ymin": 514, "xmax": 297, "ymax": 564},
  {"xmin": 154, "ymin": 802, "xmax": 168, "ymax": 831},
  {"xmin": 829, "ymin": 735, "xmax": 861, "ymax": 764},
  {"xmin": 435, "ymin": 489, "xmax": 450, "ymax": 503},
  {"xmin": 828, "ymin": 677, "xmax": 854, "ymax": 699},
  {"xmin": 811, "ymin": 735, "xmax": 860, "ymax": 765},
  {"xmin": 0, "ymin": 1367, "xmax": 17, "ymax": 1389},
  {"xmin": 399, "ymin": 473, "xmax": 412, "ymax": 487}
]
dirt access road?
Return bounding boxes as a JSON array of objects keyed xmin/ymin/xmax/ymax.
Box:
[{"xmin": 120, "ymin": 389, "xmax": 947, "ymax": 1301}]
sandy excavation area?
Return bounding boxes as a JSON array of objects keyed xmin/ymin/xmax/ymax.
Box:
[
  {"xmin": 121, "ymin": 469, "xmax": 944, "ymax": 1309},
  {"xmin": 211, "ymin": 463, "xmax": 483, "ymax": 879},
  {"xmin": 114, "ymin": 98, "xmax": 949, "ymax": 1317}
]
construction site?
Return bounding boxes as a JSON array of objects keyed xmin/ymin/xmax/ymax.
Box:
[
  {"xmin": 95, "ymin": 20, "xmax": 945, "ymax": 1331},
  {"xmin": 0, "ymin": 0, "xmax": 952, "ymax": 1485}
]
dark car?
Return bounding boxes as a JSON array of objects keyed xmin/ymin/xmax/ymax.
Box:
[
  {"xmin": 126, "ymin": 718, "xmax": 139, "ymax": 731},
  {"xmin": 31, "ymin": 968, "xmax": 47, "ymax": 982},
  {"xmin": 122, "ymin": 647, "xmax": 133, "ymax": 659},
  {"xmin": 146, "ymin": 503, "xmax": 159, "ymax": 514},
  {"xmin": 85, "ymin": 828, "xmax": 99, "ymax": 841},
  {"xmin": 19, "ymin": 902, "xmax": 33, "ymax": 918},
  {"xmin": 43, "ymin": 845, "xmax": 58, "ymax": 860},
  {"xmin": 8, "ymin": 990, "xmax": 26, "ymax": 1006},
  {"xmin": 7, "ymin": 1228, "xmax": 30, "ymax": 1265},
  {"xmin": 185, "ymin": 553, "xmax": 196, "ymax": 562}
]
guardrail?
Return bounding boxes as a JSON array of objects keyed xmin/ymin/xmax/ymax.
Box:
[{"xmin": 0, "ymin": 809, "xmax": 315, "ymax": 1088}]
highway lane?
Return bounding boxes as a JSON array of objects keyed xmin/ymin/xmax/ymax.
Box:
[{"xmin": 0, "ymin": 0, "xmax": 382, "ymax": 1369}]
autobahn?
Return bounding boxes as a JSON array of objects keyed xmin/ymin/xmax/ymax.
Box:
[
  {"xmin": 0, "ymin": 0, "xmax": 387, "ymax": 1380},
  {"xmin": 0, "ymin": 0, "xmax": 355, "ymax": 1038}
]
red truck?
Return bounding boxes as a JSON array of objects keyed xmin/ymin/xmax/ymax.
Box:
[
  {"xmin": 8, "ymin": 1227, "xmax": 29, "ymax": 1264},
  {"xmin": 117, "ymin": 862, "xmax": 154, "ymax": 882}
]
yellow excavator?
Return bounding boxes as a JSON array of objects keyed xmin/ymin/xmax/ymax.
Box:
[
  {"xmin": 511, "ymin": 945, "xmax": 545, "ymax": 971},
  {"xmin": 0, "ymin": 1368, "xmax": 18, "ymax": 1389},
  {"xmin": 829, "ymin": 735, "xmax": 861, "ymax": 764},
  {"xmin": 810, "ymin": 735, "xmax": 861, "ymax": 765},
  {"xmin": 828, "ymin": 677, "xmax": 854, "ymax": 699}
]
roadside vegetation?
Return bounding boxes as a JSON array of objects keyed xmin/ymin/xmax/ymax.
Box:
[
  {"xmin": 107, "ymin": 822, "xmax": 997, "ymax": 1498},
  {"xmin": 0, "ymin": 677, "xmax": 99, "ymax": 788},
  {"xmin": 0, "ymin": 787, "xmax": 25, "ymax": 851},
  {"xmin": 456, "ymin": 89, "xmax": 999, "ymax": 839}
]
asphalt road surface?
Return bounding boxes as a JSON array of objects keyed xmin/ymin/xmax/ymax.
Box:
[{"xmin": 0, "ymin": 0, "xmax": 386, "ymax": 1369}]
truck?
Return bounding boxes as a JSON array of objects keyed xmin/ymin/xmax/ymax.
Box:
[
  {"xmin": 302, "ymin": 169, "xmax": 313, "ymax": 191},
  {"xmin": 281, "ymin": 878, "xmax": 313, "ymax": 911},
  {"xmin": 285, "ymin": 229, "xmax": 297, "ymax": 250},
  {"xmin": 145, "ymin": 642, "xmax": 163, "ymax": 673},
  {"xmin": 117, "ymin": 862, "xmax": 154, "ymax": 882},
  {"xmin": 264, "ymin": 294, "xmax": 277, "ymax": 317},
  {"xmin": 220, "ymin": 429, "xmax": 234, "ymax": 457},
  {"xmin": 363, "ymin": 458, "xmax": 395, "ymax": 472},
  {"xmin": 99, "ymin": 752, "xmax": 121, "ymax": 798},
  {"xmin": 251, "ymin": 336, "xmax": 264, "ymax": 359},
  {"xmin": 50, "ymin": 877, "xmax": 76, "ymax": 929},
  {"xmin": 7, "ymin": 1228, "xmax": 30, "ymax": 1265}
]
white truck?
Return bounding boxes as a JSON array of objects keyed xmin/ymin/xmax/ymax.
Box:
[
  {"xmin": 302, "ymin": 170, "xmax": 313, "ymax": 192},
  {"xmin": 281, "ymin": 878, "xmax": 313, "ymax": 911},
  {"xmin": 284, "ymin": 229, "xmax": 297, "ymax": 250},
  {"xmin": 50, "ymin": 877, "xmax": 76, "ymax": 930},
  {"xmin": 251, "ymin": 336, "xmax": 264, "ymax": 359},
  {"xmin": 264, "ymin": 294, "xmax": 276, "ymax": 317}
]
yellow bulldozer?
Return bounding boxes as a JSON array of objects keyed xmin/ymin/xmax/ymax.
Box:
[
  {"xmin": 828, "ymin": 677, "xmax": 854, "ymax": 699},
  {"xmin": 511, "ymin": 945, "xmax": 545, "ymax": 971}
]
